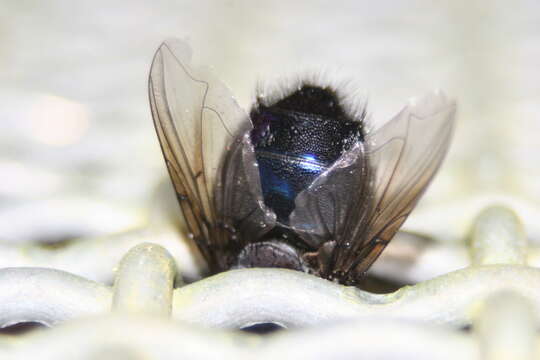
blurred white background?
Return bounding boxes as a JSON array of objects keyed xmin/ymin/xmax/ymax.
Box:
[{"xmin": 0, "ymin": 0, "xmax": 538, "ymax": 244}]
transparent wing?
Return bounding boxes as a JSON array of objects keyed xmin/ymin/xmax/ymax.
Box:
[
  {"xmin": 289, "ymin": 143, "xmax": 372, "ymax": 250},
  {"xmin": 214, "ymin": 130, "xmax": 276, "ymax": 268},
  {"xmin": 331, "ymin": 91, "xmax": 456, "ymax": 284},
  {"xmin": 148, "ymin": 39, "xmax": 247, "ymax": 263}
]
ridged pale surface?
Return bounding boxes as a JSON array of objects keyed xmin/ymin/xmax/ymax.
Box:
[{"xmin": 0, "ymin": 205, "xmax": 538, "ymax": 359}]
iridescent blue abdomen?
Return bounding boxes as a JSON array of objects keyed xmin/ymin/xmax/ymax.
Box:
[
  {"xmin": 255, "ymin": 150, "xmax": 327, "ymax": 223},
  {"xmin": 250, "ymin": 86, "xmax": 364, "ymax": 225}
]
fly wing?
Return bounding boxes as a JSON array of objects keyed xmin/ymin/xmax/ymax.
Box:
[
  {"xmin": 331, "ymin": 91, "xmax": 456, "ymax": 284},
  {"xmin": 148, "ymin": 39, "xmax": 247, "ymax": 264},
  {"xmin": 289, "ymin": 143, "xmax": 372, "ymax": 250},
  {"xmin": 214, "ymin": 130, "xmax": 276, "ymax": 269}
]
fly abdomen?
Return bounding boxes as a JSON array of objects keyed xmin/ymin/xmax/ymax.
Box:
[
  {"xmin": 250, "ymin": 85, "xmax": 364, "ymax": 225},
  {"xmin": 255, "ymin": 150, "xmax": 328, "ymax": 223}
]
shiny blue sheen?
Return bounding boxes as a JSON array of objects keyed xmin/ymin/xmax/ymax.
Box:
[
  {"xmin": 256, "ymin": 150, "xmax": 327, "ymax": 223},
  {"xmin": 299, "ymin": 154, "xmax": 325, "ymax": 172}
]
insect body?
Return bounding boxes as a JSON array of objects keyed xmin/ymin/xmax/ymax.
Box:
[{"xmin": 149, "ymin": 40, "xmax": 456, "ymax": 286}]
